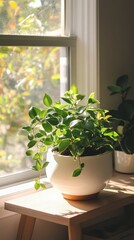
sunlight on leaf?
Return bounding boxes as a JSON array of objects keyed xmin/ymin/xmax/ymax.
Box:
[{"xmin": 43, "ymin": 94, "xmax": 52, "ymax": 107}]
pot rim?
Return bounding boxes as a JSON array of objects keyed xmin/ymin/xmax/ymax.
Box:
[{"xmin": 52, "ymin": 150, "xmax": 112, "ymax": 159}]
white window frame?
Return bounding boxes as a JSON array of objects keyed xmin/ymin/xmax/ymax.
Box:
[{"xmin": 0, "ymin": 0, "xmax": 99, "ymax": 187}]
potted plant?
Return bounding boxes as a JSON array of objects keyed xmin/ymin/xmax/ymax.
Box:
[
  {"xmin": 23, "ymin": 86, "xmax": 118, "ymax": 200},
  {"xmin": 108, "ymin": 74, "xmax": 134, "ymax": 173}
]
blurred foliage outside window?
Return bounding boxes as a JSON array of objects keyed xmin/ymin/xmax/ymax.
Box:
[
  {"xmin": 0, "ymin": 0, "xmax": 67, "ymax": 177},
  {"xmin": 0, "ymin": 0, "xmax": 61, "ymax": 35}
]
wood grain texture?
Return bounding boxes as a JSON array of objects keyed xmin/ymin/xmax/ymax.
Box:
[
  {"xmin": 16, "ymin": 215, "xmax": 36, "ymax": 240},
  {"xmin": 68, "ymin": 223, "xmax": 81, "ymax": 240},
  {"xmin": 4, "ymin": 172, "xmax": 134, "ymax": 240}
]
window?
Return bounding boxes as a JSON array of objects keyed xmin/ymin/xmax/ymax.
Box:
[
  {"xmin": 0, "ymin": 0, "xmax": 76, "ymax": 186},
  {"xmin": 0, "ymin": 0, "xmax": 99, "ymax": 187}
]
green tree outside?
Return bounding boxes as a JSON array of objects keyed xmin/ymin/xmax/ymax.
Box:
[{"xmin": 0, "ymin": 0, "xmax": 62, "ymax": 175}]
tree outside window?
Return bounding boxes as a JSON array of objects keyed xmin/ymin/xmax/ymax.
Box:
[{"xmin": 0, "ymin": 0, "xmax": 69, "ymax": 178}]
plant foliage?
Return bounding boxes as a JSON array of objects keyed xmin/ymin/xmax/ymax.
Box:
[
  {"xmin": 23, "ymin": 86, "xmax": 119, "ymax": 189},
  {"xmin": 108, "ymin": 75, "xmax": 134, "ymax": 154}
]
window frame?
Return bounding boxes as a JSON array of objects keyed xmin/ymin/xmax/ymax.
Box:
[
  {"xmin": 0, "ymin": 35, "xmax": 76, "ymax": 47},
  {"xmin": 0, "ymin": 0, "xmax": 99, "ymax": 187},
  {"xmin": 0, "ymin": 37, "xmax": 76, "ymax": 187},
  {"xmin": 0, "ymin": 0, "xmax": 77, "ymax": 186}
]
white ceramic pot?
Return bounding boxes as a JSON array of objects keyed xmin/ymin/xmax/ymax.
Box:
[
  {"xmin": 46, "ymin": 149, "xmax": 113, "ymax": 200},
  {"xmin": 114, "ymin": 150, "xmax": 134, "ymax": 173}
]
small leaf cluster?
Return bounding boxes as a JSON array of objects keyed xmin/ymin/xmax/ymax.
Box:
[
  {"xmin": 108, "ymin": 75, "xmax": 134, "ymax": 154},
  {"xmin": 23, "ymin": 86, "xmax": 119, "ymax": 188}
]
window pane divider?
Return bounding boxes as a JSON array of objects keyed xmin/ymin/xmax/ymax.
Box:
[{"xmin": 0, "ymin": 35, "xmax": 76, "ymax": 47}]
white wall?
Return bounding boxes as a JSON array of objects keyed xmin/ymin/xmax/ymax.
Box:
[{"xmin": 99, "ymin": 0, "xmax": 134, "ymax": 109}]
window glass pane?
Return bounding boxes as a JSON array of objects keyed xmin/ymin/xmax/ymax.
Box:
[
  {"xmin": 0, "ymin": 0, "xmax": 62, "ymax": 35},
  {"xmin": 0, "ymin": 46, "xmax": 68, "ymax": 177}
]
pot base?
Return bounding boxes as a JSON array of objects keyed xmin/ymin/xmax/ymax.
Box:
[{"xmin": 62, "ymin": 192, "xmax": 99, "ymax": 201}]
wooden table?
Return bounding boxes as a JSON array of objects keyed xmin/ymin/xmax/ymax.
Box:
[{"xmin": 4, "ymin": 173, "xmax": 134, "ymax": 240}]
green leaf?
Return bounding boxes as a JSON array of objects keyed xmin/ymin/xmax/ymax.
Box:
[
  {"xmin": 70, "ymin": 119, "xmax": 82, "ymax": 128},
  {"xmin": 56, "ymin": 129, "xmax": 62, "ymax": 137},
  {"xmin": 27, "ymin": 140, "xmax": 37, "ymax": 148},
  {"xmin": 59, "ymin": 139, "xmax": 70, "ymax": 153},
  {"xmin": 32, "ymin": 166, "xmax": 38, "ymax": 171},
  {"xmin": 76, "ymin": 94, "xmax": 85, "ymax": 101},
  {"xmin": 28, "ymin": 133, "xmax": 34, "ymax": 140},
  {"xmin": 81, "ymin": 162, "xmax": 85, "ymax": 168},
  {"xmin": 120, "ymin": 125, "xmax": 134, "ymax": 154},
  {"xmin": 43, "ymin": 137, "xmax": 53, "ymax": 145},
  {"xmin": 71, "ymin": 129, "xmax": 81, "ymax": 137},
  {"xmin": 61, "ymin": 97, "xmax": 72, "ymax": 104},
  {"xmin": 34, "ymin": 179, "xmax": 41, "ymax": 190},
  {"xmin": 33, "ymin": 153, "xmax": 43, "ymax": 161},
  {"xmin": 39, "ymin": 130, "xmax": 46, "ymax": 135},
  {"xmin": 107, "ymin": 85, "xmax": 121, "ymax": 95},
  {"xmin": 34, "ymin": 180, "xmax": 46, "ymax": 190},
  {"xmin": 35, "ymin": 132, "xmax": 45, "ymax": 138},
  {"xmin": 34, "ymin": 159, "xmax": 45, "ymax": 170},
  {"xmin": 54, "ymin": 107, "xmax": 62, "ymax": 115},
  {"xmin": 54, "ymin": 102, "xmax": 68, "ymax": 109},
  {"xmin": 26, "ymin": 150, "xmax": 34, "ymax": 156},
  {"xmin": 54, "ymin": 107, "xmax": 68, "ymax": 117},
  {"xmin": 78, "ymin": 106, "xmax": 86, "ymax": 114},
  {"xmin": 84, "ymin": 120, "xmax": 94, "ymax": 130},
  {"xmin": 117, "ymin": 125, "xmax": 124, "ymax": 135},
  {"xmin": 40, "ymin": 183, "xmax": 46, "ymax": 189},
  {"xmin": 71, "ymin": 85, "xmax": 78, "ymax": 94},
  {"xmin": 39, "ymin": 110, "xmax": 47, "ymax": 118},
  {"xmin": 34, "ymin": 182, "xmax": 40, "ymax": 190},
  {"xmin": 104, "ymin": 130, "xmax": 118, "ymax": 140},
  {"xmin": 31, "ymin": 118, "xmax": 37, "ymax": 125},
  {"xmin": 47, "ymin": 117, "xmax": 59, "ymax": 126},
  {"xmin": 63, "ymin": 116, "xmax": 73, "ymax": 126},
  {"xmin": 29, "ymin": 107, "xmax": 40, "ymax": 119},
  {"xmin": 42, "ymin": 121, "xmax": 52, "ymax": 132},
  {"xmin": 116, "ymin": 74, "xmax": 128, "ymax": 89},
  {"xmin": 39, "ymin": 145, "xmax": 47, "ymax": 152},
  {"xmin": 35, "ymin": 160, "xmax": 42, "ymax": 171},
  {"xmin": 43, "ymin": 161, "xmax": 49, "ymax": 168},
  {"xmin": 70, "ymin": 144, "xmax": 79, "ymax": 158},
  {"xmin": 119, "ymin": 100, "xmax": 134, "ymax": 121},
  {"xmin": 22, "ymin": 126, "xmax": 32, "ymax": 132},
  {"xmin": 43, "ymin": 93, "xmax": 52, "ymax": 107},
  {"xmin": 36, "ymin": 116, "xmax": 40, "ymax": 121},
  {"xmin": 88, "ymin": 92, "xmax": 100, "ymax": 104},
  {"xmin": 72, "ymin": 168, "xmax": 82, "ymax": 177},
  {"xmin": 87, "ymin": 109, "xmax": 96, "ymax": 119}
]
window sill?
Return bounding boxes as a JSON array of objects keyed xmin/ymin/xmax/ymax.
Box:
[{"xmin": 0, "ymin": 178, "xmax": 52, "ymax": 219}]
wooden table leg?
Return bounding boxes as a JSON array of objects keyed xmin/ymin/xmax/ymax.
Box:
[
  {"xmin": 16, "ymin": 214, "xmax": 36, "ymax": 240},
  {"xmin": 68, "ymin": 223, "xmax": 81, "ymax": 240}
]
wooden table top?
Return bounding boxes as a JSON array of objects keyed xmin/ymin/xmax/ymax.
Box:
[{"xmin": 5, "ymin": 173, "xmax": 134, "ymax": 226}]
